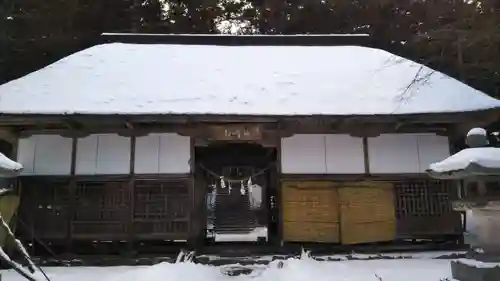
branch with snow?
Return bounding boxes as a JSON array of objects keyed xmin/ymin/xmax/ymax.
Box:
[
  {"xmin": 0, "ymin": 152, "xmax": 23, "ymax": 177},
  {"xmin": 397, "ymin": 65, "xmax": 436, "ymax": 103},
  {"xmin": 0, "ymin": 247, "xmax": 39, "ymax": 281},
  {"xmin": 0, "ymin": 212, "xmax": 44, "ymax": 281},
  {"xmin": 381, "ymin": 55, "xmax": 436, "ymax": 112}
]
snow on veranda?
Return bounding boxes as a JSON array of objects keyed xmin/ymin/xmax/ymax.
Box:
[
  {"xmin": 0, "ymin": 43, "xmax": 500, "ymax": 115},
  {"xmin": 2, "ymin": 255, "xmax": 455, "ymax": 281}
]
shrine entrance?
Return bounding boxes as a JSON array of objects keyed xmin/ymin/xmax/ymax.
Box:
[{"xmin": 195, "ymin": 143, "xmax": 277, "ymax": 243}]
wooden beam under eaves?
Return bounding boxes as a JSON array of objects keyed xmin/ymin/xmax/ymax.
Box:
[
  {"xmin": 62, "ymin": 119, "xmax": 84, "ymax": 131},
  {"xmin": 124, "ymin": 121, "xmax": 134, "ymax": 129},
  {"xmin": 0, "ymin": 128, "xmax": 17, "ymax": 144}
]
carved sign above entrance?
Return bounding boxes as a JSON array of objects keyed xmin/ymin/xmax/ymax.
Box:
[{"xmin": 208, "ymin": 124, "xmax": 263, "ymax": 141}]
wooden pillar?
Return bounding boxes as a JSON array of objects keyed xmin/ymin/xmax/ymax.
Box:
[
  {"xmin": 362, "ymin": 137, "xmax": 370, "ymax": 174},
  {"xmin": 188, "ymin": 137, "xmax": 205, "ymax": 249},
  {"xmin": 276, "ymin": 137, "xmax": 284, "ymax": 247},
  {"xmin": 268, "ymin": 154, "xmax": 279, "ymax": 246},
  {"xmin": 66, "ymin": 136, "xmax": 77, "ymax": 256},
  {"xmin": 11, "ymin": 134, "xmax": 18, "ymax": 163},
  {"xmin": 127, "ymin": 135, "xmax": 136, "ymax": 255},
  {"xmin": 11, "ymin": 135, "xmax": 20, "ymax": 199}
]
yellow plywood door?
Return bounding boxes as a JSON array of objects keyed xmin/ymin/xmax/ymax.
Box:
[
  {"xmin": 0, "ymin": 195, "xmax": 20, "ymax": 247},
  {"xmin": 339, "ymin": 182, "xmax": 396, "ymax": 245},
  {"xmin": 281, "ymin": 181, "xmax": 340, "ymax": 243}
]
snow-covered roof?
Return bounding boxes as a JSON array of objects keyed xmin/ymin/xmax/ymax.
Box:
[
  {"xmin": 0, "ymin": 43, "xmax": 499, "ymax": 116},
  {"xmin": 427, "ymin": 147, "xmax": 500, "ymax": 179}
]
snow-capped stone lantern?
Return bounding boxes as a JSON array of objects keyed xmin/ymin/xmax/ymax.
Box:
[
  {"xmin": 465, "ymin": 127, "xmax": 489, "ymax": 148},
  {"xmin": 427, "ymin": 127, "xmax": 500, "ymax": 281}
]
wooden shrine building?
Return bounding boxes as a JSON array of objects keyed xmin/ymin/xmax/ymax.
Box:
[{"xmin": 0, "ymin": 34, "xmax": 499, "ymax": 255}]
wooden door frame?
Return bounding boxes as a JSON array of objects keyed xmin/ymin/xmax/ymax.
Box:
[{"xmin": 193, "ymin": 142, "xmax": 277, "ymax": 243}]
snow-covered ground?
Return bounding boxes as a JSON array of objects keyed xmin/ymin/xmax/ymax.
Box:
[{"xmin": 2, "ymin": 255, "xmax": 457, "ymax": 281}]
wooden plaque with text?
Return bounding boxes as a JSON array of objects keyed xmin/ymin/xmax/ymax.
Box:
[{"xmin": 208, "ymin": 124, "xmax": 263, "ymax": 141}]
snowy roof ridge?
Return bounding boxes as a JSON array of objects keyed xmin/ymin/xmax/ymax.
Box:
[{"xmin": 0, "ymin": 43, "xmax": 499, "ymax": 116}]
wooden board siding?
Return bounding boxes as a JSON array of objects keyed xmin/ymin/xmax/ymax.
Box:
[
  {"xmin": 281, "ymin": 181, "xmax": 340, "ymax": 243},
  {"xmin": 339, "ymin": 182, "xmax": 396, "ymax": 245},
  {"xmin": 283, "ymin": 222, "xmax": 340, "ymax": 243}
]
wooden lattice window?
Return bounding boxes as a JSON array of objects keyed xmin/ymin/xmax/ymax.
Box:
[
  {"xmin": 133, "ymin": 179, "xmax": 190, "ymax": 237},
  {"xmin": 18, "ymin": 178, "xmax": 69, "ymax": 239},
  {"xmin": 395, "ymin": 180, "xmax": 454, "ymax": 218},
  {"xmin": 72, "ymin": 181, "xmax": 129, "ymax": 237}
]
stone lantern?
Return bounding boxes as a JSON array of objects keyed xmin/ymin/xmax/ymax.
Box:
[{"xmin": 427, "ymin": 128, "xmax": 500, "ymax": 281}]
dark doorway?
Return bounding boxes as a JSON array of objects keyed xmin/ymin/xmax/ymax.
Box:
[{"xmin": 195, "ymin": 143, "xmax": 277, "ymax": 243}]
